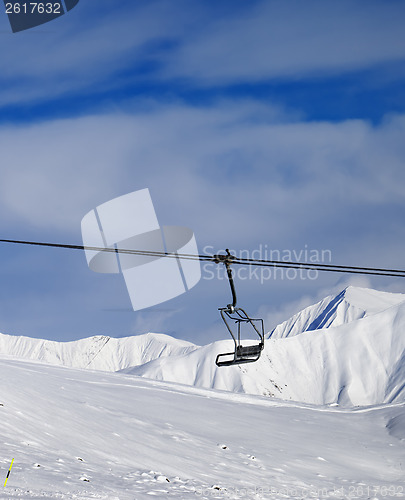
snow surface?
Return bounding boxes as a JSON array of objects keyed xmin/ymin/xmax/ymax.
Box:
[
  {"xmin": 0, "ymin": 332, "xmax": 197, "ymax": 371},
  {"xmin": 1, "ymin": 286, "xmax": 405, "ymax": 498},
  {"xmin": 0, "ymin": 357, "xmax": 404, "ymax": 499},
  {"xmin": 269, "ymin": 286, "xmax": 405, "ymax": 339}
]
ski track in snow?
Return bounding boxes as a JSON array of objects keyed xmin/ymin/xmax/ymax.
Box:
[{"xmin": 0, "ymin": 358, "xmax": 405, "ymax": 499}]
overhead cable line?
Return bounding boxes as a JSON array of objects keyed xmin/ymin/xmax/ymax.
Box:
[
  {"xmin": 0, "ymin": 238, "xmax": 404, "ymax": 278},
  {"xmin": 227, "ymin": 258, "xmax": 405, "ymax": 278}
]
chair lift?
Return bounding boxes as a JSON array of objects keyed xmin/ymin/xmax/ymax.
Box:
[{"xmin": 214, "ymin": 249, "xmax": 265, "ymax": 367}]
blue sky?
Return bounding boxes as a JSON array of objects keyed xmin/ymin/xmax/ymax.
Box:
[{"xmin": 0, "ymin": 0, "xmax": 405, "ymax": 344}]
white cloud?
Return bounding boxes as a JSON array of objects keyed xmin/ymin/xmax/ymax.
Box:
[
  {"xmin": 1, "ymin": 1, "xmax": 405, "ymax": 106},
  {"xmin": 166, "ymin": 1, "xmax": 405, "ymax": 83},
  {"xmin": 0, "ymin": 101, "xmax": 403, "ymax": 268},
  {"xmin": 0, "ymin": 0, "xmax": 192, "ymax": 105}
]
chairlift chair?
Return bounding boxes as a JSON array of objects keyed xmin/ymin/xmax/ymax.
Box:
[{"xmin": 214, "ymin": 250, "xmax": 265, "ymax": 367}]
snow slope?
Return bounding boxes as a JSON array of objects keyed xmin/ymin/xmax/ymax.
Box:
[
  {"xmin": 270, "ymin": 286, "xmax": 405, "ymax": 339},
  {"xmin": 1, "ymin": 286, "xmax": 405, "ymax": 407},
  {"xmin": 0, "ymin": 332, "xmax": 197, "ymax": 371},
  {"xmin": 122, "ymin": 287, "xmax": 405, "ymax": 406},
  {"xmin": 0, "ymin": 357, "xmax": 404, "ymax": 499},
  {"xmin": 125, "ymin": 298, "xmax": 405, "ymax": 405}
]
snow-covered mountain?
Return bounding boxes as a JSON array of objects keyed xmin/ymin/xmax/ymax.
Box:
[
  {"xmin": 0, "ymin": 331, "xmax": 197, "ymax": 371},
  {"xmin": 269, "ymin": 286, "xmax": 405, "ymax": 338},
  {"xmin": 1, "ymin": 286, "xmax": 405, "ymax": 407},
  {"xmin": 125, "ymin": 292, "xmax": 405, "ymax": 406},
  {"xmin": 123, "ymin": 286, "xmax": 405, "ymax": 406}
]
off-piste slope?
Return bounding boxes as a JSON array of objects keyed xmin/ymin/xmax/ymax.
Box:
[{"xmin": 0, "ymin": 357, "xmax": 404, "ymax": 499}]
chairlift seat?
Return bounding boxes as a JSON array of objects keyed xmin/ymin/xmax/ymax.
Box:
[
  {"xmin": 216, "ymin": 341, "xmax": 264, "ymax": 367},
  {"xmin": 213, "ymin": 249, "xmax": 265, "ymax": 367},
  {"xmin": 236, "ymin": 343, "xmax": 263, "ymax": 357},
  {"xmin": 215, "ymin": 306, "xmax": 265, "ymax": 367}
]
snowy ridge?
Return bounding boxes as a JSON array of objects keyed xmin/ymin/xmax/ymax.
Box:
[
  {"xmin": 1, "ymin": 286, "xmax": 405, "ymax": 407},
  {"xmin": 269, "ymin": 286, "xmax": 405, "ymax": 339},
  {"xmin": 124, "ymin": 299, "xmax": 405, "ymax": 406},
  {"xmin": 0, "ymin": 331, "xmax": 197, "ymax": 371},
  {"xmin": 121, "ymin": 287, "xmax": 405, "ymax": 406}
]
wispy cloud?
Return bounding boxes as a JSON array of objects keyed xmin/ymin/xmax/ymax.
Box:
[
  {"xmin": 1, "ymin": 103, "xmax": 404, "ymax": 248},
  {"xmin": 0, "ymin": 0, "xmax": 190, "ymax": 106},
  {"xmin": 1, "ymin": 0, "xmax": 405, "ymax": 108},
  {"xmin": 166, "ymin": 1, "xmax": 405, "ymax": 84}
]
